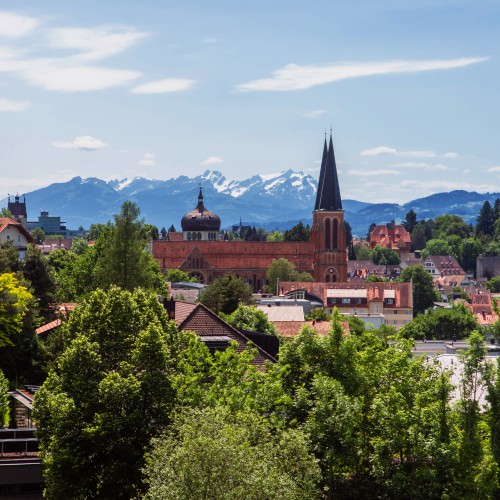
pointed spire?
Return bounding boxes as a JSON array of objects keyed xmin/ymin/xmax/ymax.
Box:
[
  {"xmin": 314, "ymin": 135, "xmax": 328, "ymax": 210},
  {"xmin": 315, "ymin": 131, "xmax": 342, "ymax": 211}
]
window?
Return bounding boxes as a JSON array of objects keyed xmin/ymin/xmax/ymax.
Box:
[
  {"xmin": 332, "ymin": 218, "xmax": 338, "ymax": 249},
  {"xmin": 325, "ymin": 219, "xmax": 331, "ymax": 250},
  {"xmin": 17, "ymin": 235, "xmax": 21, "ymax": 242},
  {"xmin": 6, "ymin": 235, "xmax": 10, "ymax": 240},
  {"xmin": 385, "ymin": 298, "xmax": 394, "ymax": 305},
  {"xmin": 342, "ymin": 298, "xmax": 350, "ymax": 304},
  {"xmin": 373, "ymin": 305, "xmax": 379, "ymax": 313}
]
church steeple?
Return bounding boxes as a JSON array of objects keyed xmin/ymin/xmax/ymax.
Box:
[{"xmin": 314, "ymin": 132, "xmax": 342, "ymax": 211}]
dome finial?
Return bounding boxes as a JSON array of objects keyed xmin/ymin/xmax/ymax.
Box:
[{"xmin": 198, "ymin": 183, "xmax": 203, "ymax": 201}]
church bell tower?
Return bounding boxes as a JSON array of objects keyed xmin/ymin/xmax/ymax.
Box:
[{"xmin": 311, "ymin": 133, "xmax": 347, "ymax": 282}]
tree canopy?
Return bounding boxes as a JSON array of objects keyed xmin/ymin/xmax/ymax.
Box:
[
  {"xmin": 199, "ymin": 275, "xmax": 254, "ymax": 315},
  {"xmin": 266, "ymin": 258, "xmax": 313, "ymax": 295}
]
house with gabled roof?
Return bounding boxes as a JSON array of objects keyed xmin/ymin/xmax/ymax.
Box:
[
  {"xmin": 369, "ymin": 224, "xmax": 411, "ymax": 253},
  {"xmin": 164, "ymin": 299, "xmax": 277, "ymax": 366},
  {"xmin": 0, "ymin": 217, "xmax": 34, "ymax": 258}
]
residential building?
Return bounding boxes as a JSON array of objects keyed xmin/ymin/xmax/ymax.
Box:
[
  {"xmin": 369, "ymin": 223, "xmax": 411, "ymax": 253},
  {"xmin": 0, "ymin": 217, "xmax": 34, "ymax": 258},
  {"xmin": 279, "ymin": 281, "xmax": 413, "ymax": 330}
]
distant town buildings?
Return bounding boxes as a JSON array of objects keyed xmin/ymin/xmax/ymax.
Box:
[{"xmin": 153, "ymin": 134, "xmax": 347, "ymax": 289}]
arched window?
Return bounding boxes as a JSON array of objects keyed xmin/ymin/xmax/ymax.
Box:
[
  {"xmin": 197, "ymin": 232, "xmax": 202, "ymax": 240},
  {"xmin": 187, "ymin": 232, "xmax": 191, "ymax": 241},
  {"xmin": 325, "ymin": 219, "xmax": 331, "ymax": 250},
  {"xmin": 333, "ymin": 219, "xmax": 338, "ymax": 249},
  {"xmin": 325, "ymin": 274, "xmax": 330, "ymax": 282},
  {"xmin": 332, "ymin": 274, "xmax": 337, "ymax": 283}
]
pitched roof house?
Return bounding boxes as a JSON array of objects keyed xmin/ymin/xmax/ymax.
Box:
[
  {"xmin": 0, "ymin": 217, "xmax": 34, "ymax": 258},
  {"xmin": 369, "ymin": 224, "xmax": 411, "ymax": 253}
]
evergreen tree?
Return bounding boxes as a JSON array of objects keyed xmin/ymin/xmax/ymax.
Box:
[
  {"xmin": 477, "ymin": 200, "xmax": 495, "ymax": 236},
  {"xmin": 284, "ymin": 221, "xmax": 310, "ymax": 241},
  {"xmin": 403, "ymin": 209, "xmax": 417, "ymax": 233},
  {"xmin": 367, "ymin": 222, "xmax": 376, "ymax": 240}
]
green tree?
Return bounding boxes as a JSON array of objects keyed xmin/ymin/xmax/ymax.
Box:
[
  {"xmin": 165, "ymin": 268, "xmax": 197, "ymax": 283},
  {"xmin": 411, "ymin": 223, "xmax": 427, "ymax": 251},
  {"xmin": 354, "ymin": 242, "xmax": 372, "ymax": 261},
  {"xmin": 486, "ymin": 277, "xmax": 500, "ymax": 293},
  {"xmin": 477, "ymin": 200, "xmax": 495, "ymax": 236},
  {"xmin": 221, "ymin": 303, "xmax": 279, "ymax": 336},
  {"xmin": 399, "ymin": 264, "xmax": 436, "ymax": 316},
  {"xmin": 422, "ymin": 238, "xmax": 452, "ymax": 258},
  {"xmin": 143, "ymin": 223, "xmax": 160, "ymax": 240},
  {"xmin": 399, "ymin": 304, "xmax": 479, "ymax": 340},
  {"xmin": 23, "ymin": 244, "xmax": 56, "ymax": 317},
  {"xmin": 30, "ymin": 227, "xmax": 46, "ymax": 244},
  {"xmin": 452, "ymin": 332, "xmax": 499, "ymax": 497},
  {"xmin": 266, "ymin": 230, "xmax": 284, "ymax": 242},
  {"xmin": 0, "ymin": 273, "xmax": 32, "ymax": 347},
  {"xmin": 34, "ymin": 287, "xmax": 187, "ymax": 499},
  {"xmin": 461, "ymin": 237, "xmax": 484, "ymax": 274},
  {"xmin": 434, "ymin": 214, "xmax": 471, "ymax": 239},
  {"xmin": 266, "ymin": 258, "xmax": 313, "ymax": 295},
  {"xmin": 0, "ymin": 242, "xmax": 21, "ymax": 273},
  {"xmin": 70, "ymin": 237, "xmax": 89, "ymax": 255},
  {"xmin": 371, "ymin": 244, "xmax": 400, "ymax": 265},
  {"xmin": 199, "ymin": 275, "xmax": 254, "ymax": 315},
  {"xmin": 284, "ymin": 221, "xmax": 310, "ymax": 241},
  {"xmin": 403, "ymin": 209, "xmax": 417, "ymax": 233},
  {"xmin": 168, "ymin": 224, "xmax": 176, "ymax": 233},
  {"xmin": 143, "ymin": 406, "xmax": 320, "ymax": 500},
  {"xmin": 94, "ymin": 202, "xmax": 165, "ymax": 293},
  {"xmin": 0, "ymin": 369, "xmax": 9, "ymax": 426},
  {"xmin": 0, "ymin": 207, "xmax": 13, "ymax": 218},
  {"xmin": 86, "ymin": 222, "xmax": 112, "ymax": 241}
]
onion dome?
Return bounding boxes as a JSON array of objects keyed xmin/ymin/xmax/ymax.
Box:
[{"xmin": 181, "ymin": 187, "xmax": 221, "ymax": 231}]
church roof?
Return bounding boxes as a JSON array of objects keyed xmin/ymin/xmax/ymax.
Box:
[
  {"xmin": 314, "ymin": 133, "xmax": 342, "ymax": 211},
  {"xmin": 181, "ymin": 187, "xmax": 221, "ymax": 232}
]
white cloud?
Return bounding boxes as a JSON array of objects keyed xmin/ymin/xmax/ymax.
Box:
[
  {"xmin": 304, "ymin": 109, "xmax": 326, "ymax": 119},
  {"xmin": 393, "ymin": 179, "xmax": 491, "ymax": 192},
  {"xmin": 361, "ymin": 146, "xmax": 460, "ymax": 161},
  {"xmin": 349, "ymin": 169, "xmax": 401, "ymax": 176},
  {"xmin": 200, "ymin": 156, "xmax": 224, "ymax": 166},
  {"xmin": 138, "ymin": 152, "xmax": 155, "ymax": 166},
  {"xmin": 203, "ymin": 37, "xmax": 217, "ymax": 44},
  {"xmin": 463, "ymin": 169, "xmax": 471, "ymax": 174},
  {"xmin": 487, "ymin": 166, "xmax": 500, "ymax": 173},
  {"xmin": 0, "ymin": 12, "xmax": 40, "ymax": 38},
  {"xmin": 361, "ymin": 146, "xmax": 437, "ymax": 158},
  {"xmin": 235, "ymin": 57, "xmax": 488, "ymax": 92},
  {"xmin": 131, "ymin": 78, "xmax": 195, "ymax": 94},
  {"xmin": 22, "ymin": 62, "xmax": 141, "ymax": 92},
  {"xmin": 52, "ymin": 135, "xmax": 107, "ymax": 150},
  {"xmin": 47, "ymin": 26, "xmax": 148, "ymax": 62},
  {"xmin": 392, "ymin": 161, "xmax": 453, "ymax": 171},
  {"xmin": 0, "ymin": 98, "xmax": 30, "ymax": 111}
]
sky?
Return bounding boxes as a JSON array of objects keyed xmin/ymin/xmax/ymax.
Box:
[{"xmin": 0, "ymin": 0, "xmax": 499, "ymax": 203}]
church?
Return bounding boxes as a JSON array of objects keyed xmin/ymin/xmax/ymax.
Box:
[{"xmin": 152, "ymin": 134, "xmax": 347, "ymax": 290}]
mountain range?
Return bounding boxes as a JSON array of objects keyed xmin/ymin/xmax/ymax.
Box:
[{"xmin": 3, "ymin": 170, "xmax": 499, "ymax": 237}]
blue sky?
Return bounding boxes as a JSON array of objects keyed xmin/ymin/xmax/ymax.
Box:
[{"xmin": 0, "ymin": 0, "xmax": 498, "ymax": 203}]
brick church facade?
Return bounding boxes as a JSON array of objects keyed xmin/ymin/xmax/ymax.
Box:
[{"xmin": 152, "ymin": 134, "xmax": 347, "ymax": 290}]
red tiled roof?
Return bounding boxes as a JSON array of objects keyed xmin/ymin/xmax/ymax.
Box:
[
  {"xmin": 369, "ymin": 224, "xmax": 411, "ymax": 251},
  {"xmin": 35, "ymin": 319, "xmax": 61, "ymax": 335},
  {"xmin": 0, "ymin": 217, "xmax": 34, "ymax": 242},
  {"xmin": 273, "ymin": 320, "xmax": 349, "ymax": 337}
]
